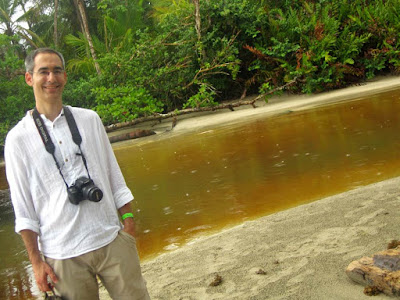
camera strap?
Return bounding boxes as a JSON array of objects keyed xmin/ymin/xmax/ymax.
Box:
[
  {"xmin": 63, "ymin": 107, "xmax": 91, "ymax": 180},
  {"xmin": 32, "ymin": 106, "xmax": 91, "ymax": 187}
]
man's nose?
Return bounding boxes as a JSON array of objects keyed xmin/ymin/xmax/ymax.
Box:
[{"xmin": 47, "ymin": 72, "xmax": 57, "ymax": 81}]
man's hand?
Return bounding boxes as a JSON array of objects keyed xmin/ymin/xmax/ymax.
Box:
[
  {"xmin": 20, "ymin": 230, "xmax": 58, "ymax": 291},
  {"xmin": 122, "ymin": 217, "xmax": 136, "ymax": 238},
  {"xmin": 32, "ymin": 260, "xmax": 58, "ymax": 292}
]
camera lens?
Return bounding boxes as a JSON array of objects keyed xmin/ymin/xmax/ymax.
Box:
[
  {"xmin": 86, "ymin": 187, "xmax": 103, "ymax": 202},
  {"xmin": 71, "ymin": 177, "xmax": 103, "ymax": 204}
]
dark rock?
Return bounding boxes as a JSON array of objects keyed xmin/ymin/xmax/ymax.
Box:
[{"xmin": 209, "ymin": 274, "xmax": 223, "ymax": 287}]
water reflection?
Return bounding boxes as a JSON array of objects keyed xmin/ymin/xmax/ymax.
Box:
[
  {"xmin": 0, "ymin": 192, "xmax": 40, "ymax": 299},
  {"xmin": 0, "ymin": 165, "xmax": 7, "ymax": 190},
  {"xmin": 116, "ymin": 90, "xmax": 400, "ymax": 259},
  {"xmin": 1, "ymin": 90, "xmax": 400, "ymax": 297}
]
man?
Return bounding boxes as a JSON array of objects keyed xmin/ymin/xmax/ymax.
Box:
[{"xmin": 4, "ymin": 48, "xmax": 150, "ymax": 299}]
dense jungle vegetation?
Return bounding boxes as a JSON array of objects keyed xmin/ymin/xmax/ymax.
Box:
[{"xmin": 1, "ymin": 0, "xmax": 400, "ymax": 153}]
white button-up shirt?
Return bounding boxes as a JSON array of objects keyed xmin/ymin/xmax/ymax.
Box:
[{"xmin": 5, "ymin": 106, "xmax": 133, "ymax": 259}]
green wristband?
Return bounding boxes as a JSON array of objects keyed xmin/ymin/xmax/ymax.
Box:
[{"xmin": 121, "ymin": 212, "xmax": 134, "ymax": 221}]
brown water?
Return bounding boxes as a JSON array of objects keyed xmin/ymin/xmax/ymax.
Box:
[
  {"xmin": 119, "ymin": 90, "xmax": 400, "ymax": 259},
  {"xmin": 1, "ymin": 89, "xmax": 400, "ymax": 298},
  {"xmin": 0, "ymin": 164, "xmax": 7, "ymax": 190}
]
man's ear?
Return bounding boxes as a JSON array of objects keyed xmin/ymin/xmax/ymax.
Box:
[{"xmin": 25, "ymin": 72, "xmax": 33, "ymax": 86}]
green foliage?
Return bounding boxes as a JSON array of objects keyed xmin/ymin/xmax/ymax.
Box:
[
  {"xmin": 64, "ymin": 32, "xmax": 103, "ymax": 75},
  {"xmin": 0, "ymin": 34, "xmax": 33, "ymax": 151},
  {"xmin": 97, "ymin": 0, "xmax": 148, "ymax": 32},
  {"xmin": 244, "ymin": 0, "xmax": 400, "ymax": 93},
  {"xmin": 93, "ymin": 85, "xmax": 164, "ymax": 125},
  {"xmin": 183, "ymin": 83, "xmax": 217, "ymax": 109},
  {"xmin": 63, "ymin": 76, "xmax": 98, "ymax": 108}
]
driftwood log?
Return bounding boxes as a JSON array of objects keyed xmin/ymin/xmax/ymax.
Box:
[
  {"xmin": 108, "ymin": 129, "xmax": 156, "ymax": 144},
  {"xmin": 346, "ymin": 245, "xmax": 400, "ymax": 296},
  {"xmin": 105, "ymin": 98, "xmax": 258, "ymax": 133}
]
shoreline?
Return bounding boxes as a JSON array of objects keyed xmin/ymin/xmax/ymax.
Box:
[
  {"xmin": 137, "ymin": 176, "xmax": 400, "ymax": 300},
  {"xmin": 110, "ymin": 75, "xmax": 400, "ymax": 149},
  {"xmin": 97, "ymin": 76, "xmax": 400, "ymax": 299}
]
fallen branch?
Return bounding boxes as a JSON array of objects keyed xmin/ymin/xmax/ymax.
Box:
[
  {"xmin": 253, "ymin": 77, "xmax": 299, "ymax": 102},
  {"xmin": 105, "ymin": 98, "xmax": 258, "ymax": 132},
  {"xmin": 105, "ymin": 78, "xmax": 299, "ymax": 133}
]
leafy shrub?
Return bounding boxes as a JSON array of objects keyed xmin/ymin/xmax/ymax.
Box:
[
  {"xmin": 93, "ymin": 85, "xmax": 164, "ymax": 125},
  {"xmin": 0, "ymin": 35, "xmax": 34, "ymax": 151},
  {"xmin": 63, "ymin": 76, "xmax": 98, "ymax": 108},
  {"xmin": 183, "ymin": 83, "xmax": 217, "ymax": 109}
]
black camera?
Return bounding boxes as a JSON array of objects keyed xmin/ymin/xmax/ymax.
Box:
[{"xmin": 67, "ymin": 177, "xmax": 103, "ymax": 205}]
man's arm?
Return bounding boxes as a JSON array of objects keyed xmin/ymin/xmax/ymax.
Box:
[
  {"xmin": 20, "ymin": 230, "xmax": 58, "ymax": 292},
  {"xmin": 118, "ymin": 202, "xmax": 136, "ymax": 238}
]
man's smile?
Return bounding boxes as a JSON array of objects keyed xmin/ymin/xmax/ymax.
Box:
[{"xmin": 42, "ymin": 84, "xmax": 62, "ymax": 93}]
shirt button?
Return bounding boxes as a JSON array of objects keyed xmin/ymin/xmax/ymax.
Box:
[
  {"xmin": 65, "ymin": 159, "xmax": 69, "ymax": 163},
  {"xmin": 59, "ymin": 141, "xmax": 62, "ymax": 144}
]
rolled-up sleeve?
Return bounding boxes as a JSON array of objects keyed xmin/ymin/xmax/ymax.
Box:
[
  {"xmin": 5, "ymin": 133, "xmax": 40, "ymax": 234},
  {"xmin": 15, "ymin": 217, "xmax": 40, "ymax": 234}
]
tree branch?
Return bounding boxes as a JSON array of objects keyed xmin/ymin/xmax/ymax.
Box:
[{"xmin": 105, "ymin": 78, "xmax": 299, "ymax": 133}]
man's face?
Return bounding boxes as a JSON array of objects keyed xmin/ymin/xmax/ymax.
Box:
[{"xmin": 25, "ymin": 53, "xmax": 67, "ymax": 105}]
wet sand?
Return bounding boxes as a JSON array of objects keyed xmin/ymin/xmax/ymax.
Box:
[{"xmin": 138, "ymin": 177, "xmax": 400, "ymax": 299}]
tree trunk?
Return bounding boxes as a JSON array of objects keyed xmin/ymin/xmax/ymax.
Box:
[
  {"xmin": 193, "ymin": 0, "xmax": 206, "ymax": 61},
  {"xmin": 193, "ymin": 0, "xmax": 201, "ymax": 42},
  {"xmin": 54, "ymin": 0, "xmax": 58, "ymax": 48},
  {"xmin": 73, "ymin": 0, "xmax": 101, "ymax": 75}
]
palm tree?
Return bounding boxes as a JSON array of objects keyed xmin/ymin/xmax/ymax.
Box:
[
  {"xmin": 54, "ymin": 0, "xmax": 58, "ymax": 48},
  {"xmin": 0, "ymin": 0, "xmax": 20, "ymax": 36},
  {"xmin": 0, "ymin": 0, "xmax": 46, "ymax": 48},
  {"xmin": 149, "ymin": 0, "xmax": 191, "ymax": 22},
  {"xmin": 73, "ymin": 0, "xmax": 101, "ymax": 75},
  {"xmin": 65, "ymin": 0, "xmax": 149, "ymax": 73}
]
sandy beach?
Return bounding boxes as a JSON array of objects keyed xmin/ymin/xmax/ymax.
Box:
[
  {"xmin": 97, "ymin": 76, "xmax": 400, "ymax": 299},
  {"xmin": 139, "ymin": 177, "xmax": 400, "ymax": 300}
]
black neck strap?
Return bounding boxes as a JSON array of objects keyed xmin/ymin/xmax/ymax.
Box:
[
  {"xmin": 63, "ymin": 106, "xmax": 82, "ymax": 146},
  {"xmin": 32, "ymin": 106, "xmax": 91, "ymax": 187}
]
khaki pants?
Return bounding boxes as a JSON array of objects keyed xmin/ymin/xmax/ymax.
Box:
[{"xmin": 46, "ymin": 231, "xmax": 150, "ymax": 300}]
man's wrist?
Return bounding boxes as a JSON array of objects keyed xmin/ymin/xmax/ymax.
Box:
[
  {"xmin": 121, "ymin": 212, "xmax": 134, "ymax": 221},
  {"xmin": 30, "ymin": 256, "xmax": 44, "ymax": 267}
]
